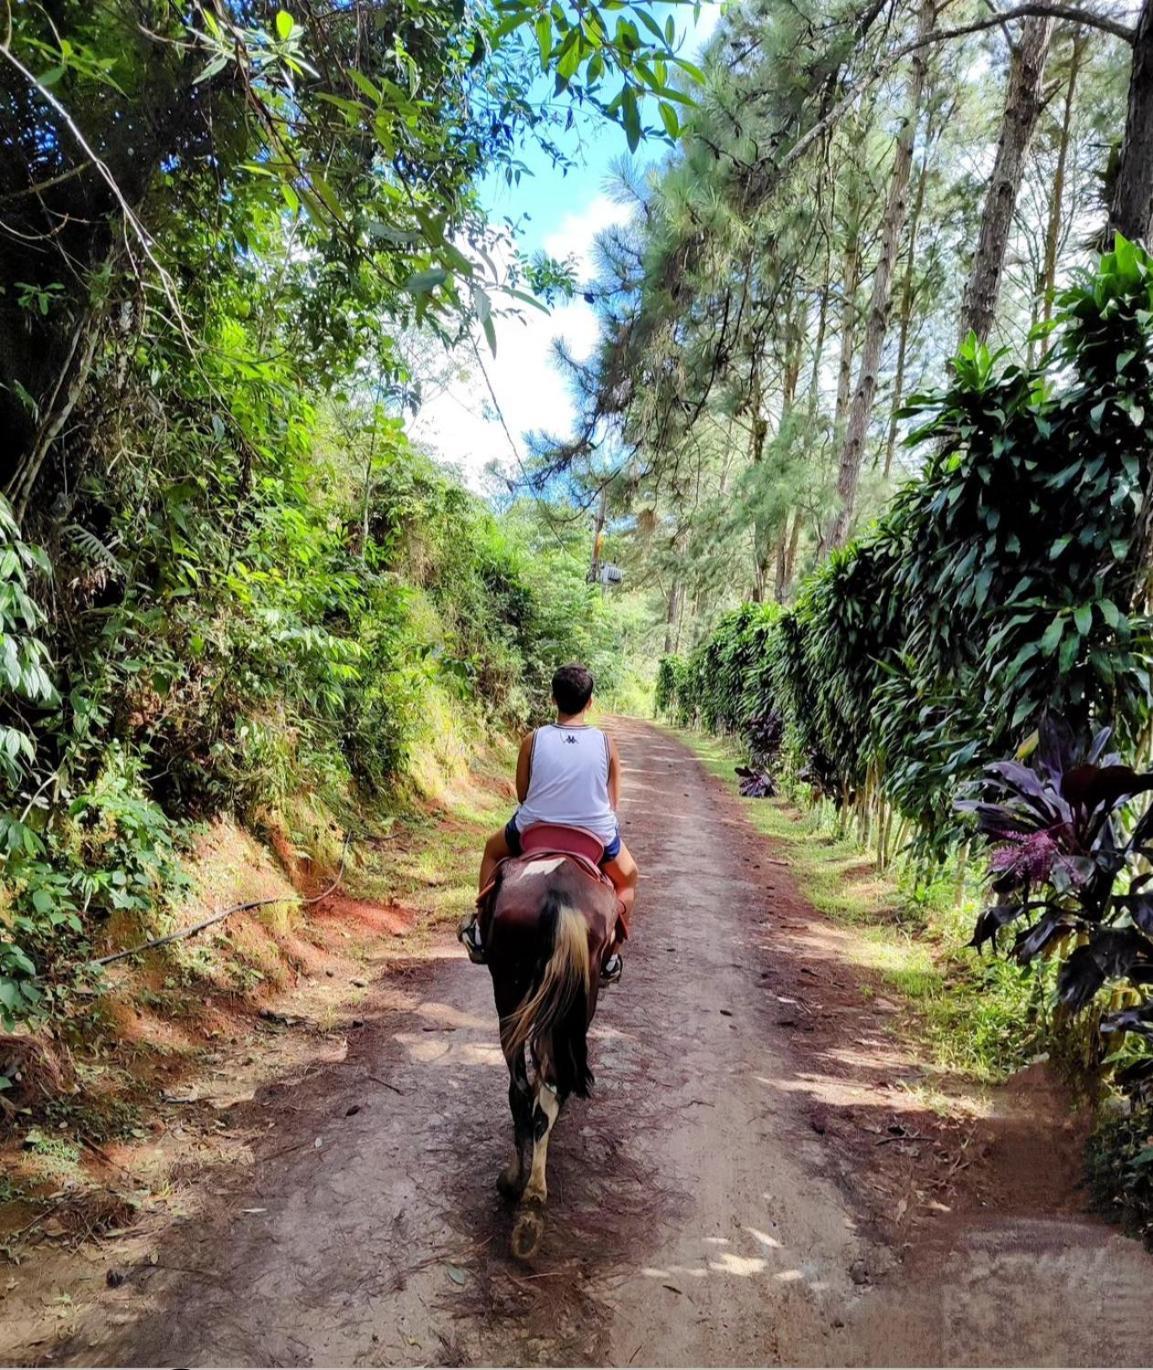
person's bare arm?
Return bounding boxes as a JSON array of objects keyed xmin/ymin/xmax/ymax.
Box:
[
  {"xmin": 607, "ymin": 735, "xmax": 621, "ymax": 810},
  {"xmin": 515, "ymin": 733, "xmax": 534, "ymax": 803}
]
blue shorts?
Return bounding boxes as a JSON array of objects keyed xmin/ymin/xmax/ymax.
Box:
[{"xmin": 505, "ymin": 817, "xmax": 621, "ymax": 862}]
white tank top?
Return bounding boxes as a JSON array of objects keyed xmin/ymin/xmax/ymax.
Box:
[{"xmin": 513, "ymin": 724, "xmax": 617, "ymax": 843}]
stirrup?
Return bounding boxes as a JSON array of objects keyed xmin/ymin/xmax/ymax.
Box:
[
  {"xmin": 602, "ymin": 952, "xmax": 622, "ymax": 984},
  {"xmin": 458, "ymin": 918, "xmax": 486, "ymax": 965}
]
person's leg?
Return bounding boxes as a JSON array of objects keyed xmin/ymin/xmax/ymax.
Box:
[
  {"xmin": 600, "ymin": 837, "xmax": 636, "ymax": 982},
  {"xmin": 602, "ymin": 842, "xmax": 637, "ymax": 943},
  {"xmin": 479, "ymin": 827, "xmax": 513, "ymax": 895},
  {"xmin": 461, "ymin": 821, "xmax": 519, "ymax": 963}
]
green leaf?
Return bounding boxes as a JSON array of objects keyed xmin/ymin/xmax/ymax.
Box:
[
  {"xmin": 194, "ymin": 53, "xmax": 229, "ymax": 85},
  {"xmin": 276, "ymin": 11, "xmax": 294, "ymax": 40},
  {"xmin": 535, "ymin": 14, "xmax": 552, "ymax": 66},
  {"xmin": 659, "ymin": 102, "xmax": 679, "ymax": 139},
  {"xmin": 405, "ymin": 267, "xmax": 448, "ymax": 295},
  {"xmin": 671, "ymin": 55, "xmax": 705, "ymax": 84},
  {"xmin": 348, "ymin": 69, "xmax": 381, "ymax": 103},
  {"xmin": 309, "ymin": 171, "xmax": 345, "ymax": 222},
  {"xmin": 621, "ymin": 85, "xmax": 641, "ymax": 153},
  {"xmin": 1115, "ymin": 233, "xmax": 1140, "ymax": 281},
  {"xmin": 1040, "ymin": 614, "xmax": 1065, "ymax": 654},
  {"xmin": 556, "ymin": 31, "xmax": 583, "ymax": 81},
  {"xmin": 1073, "ymin": 604, "xmax": 1092, "ymax": 636}
]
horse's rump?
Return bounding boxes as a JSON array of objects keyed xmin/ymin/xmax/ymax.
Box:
[{"xmin": 487, "ymin": 858, "xmax": 616, "ymax": 1099}]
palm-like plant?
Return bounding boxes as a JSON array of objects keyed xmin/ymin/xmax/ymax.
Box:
[{"xmin": 962, "ymin": 716, "xmax": 1153, "ymax": 1072}]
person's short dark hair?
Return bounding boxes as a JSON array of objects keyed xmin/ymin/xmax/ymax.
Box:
[{"xmin": 552, "ymin": 663, "xmax": 594, "ymax": 715}]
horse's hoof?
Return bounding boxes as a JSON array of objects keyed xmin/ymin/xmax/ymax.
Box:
[
  {"xmin": 497, "ymin": 1165, "xmax": 524, "ymax": 1200},
  {"xmin": 511, "ymin": 1207, "xmax": 545, "ymax": 1261}
]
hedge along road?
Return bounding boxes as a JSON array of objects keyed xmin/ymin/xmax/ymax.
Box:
[{"xmin": 31, "ymin": 719, "xmax": 1153, "ymax": 1367}]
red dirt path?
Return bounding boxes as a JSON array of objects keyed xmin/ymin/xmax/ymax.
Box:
[{"xmin": 6, "ymin": 718, "xmax": 1153, "ymax": 1367}]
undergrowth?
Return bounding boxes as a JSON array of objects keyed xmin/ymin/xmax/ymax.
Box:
[{"xmin": 1087, "ymin": 1106, "xmax": 1153, "ymax": 1248}]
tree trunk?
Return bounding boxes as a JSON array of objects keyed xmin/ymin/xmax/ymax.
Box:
[
  {"xmin": 959, "ymin": 15, "xmax": 1056, "ymax": 344},
  {"xmin": 833, "ymin": 226, "xmax": 861, "ymax": 441},
  {"xmin": 807, "ymin": 266, "xmax": 830, "ymax": 424},
  {"xmin": 882, "ymin": 144, "xmax": 931, "ymax": 479},
  {"xmin": 829, "ymin": 0, "xmax": 935, "ymax": 549},
  {"xmin": 8, "ymin": 305, "xmax": 107, "ymax": 524},
  {"xmin": 1035, "ymin": 33, "xmax": 1084, "ymax": 361},
  {"xmin": 1111, "ymin": 0, "xmax": 1153, "ymax": 243},
  {"xmin": 774, "ymin": 507, "xmax": 804, "ymax": 602},
  {"xmin": 663, "ymin": 581, "xmax": 681, "ymax": 655},
  {"xmin": 748, "ymin": 368, "xmax": 770, "ymax": 601},
  {"xmin": 773, "ymin": 512, "xmax": 791, "ymax": 602},
  {"xmin": 783, "ymin": 509, "xmax": 802, "ymax": 597}
]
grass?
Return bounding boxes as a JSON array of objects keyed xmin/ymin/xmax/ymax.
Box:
[
  {"xmin": 668, "ymin": 725, "xmax": 1044, "ymax": 1087},
  {"xmin": 356, "ymin": 738, "xmax": 517, "ymax": 933}
]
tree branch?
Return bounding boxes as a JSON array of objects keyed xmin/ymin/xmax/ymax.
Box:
[{"xmin": 918, "ymin": 4, "xmax": 1133, "ymax": 47}]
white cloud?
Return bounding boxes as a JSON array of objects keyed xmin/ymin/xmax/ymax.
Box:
[{"xmin": 407, "ymin": 195, "xmax": 633, "ymax": 490}]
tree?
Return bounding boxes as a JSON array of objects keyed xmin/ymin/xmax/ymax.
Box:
[
  {"xmin": 829, "ymin": 0, "xmax": 935, "ymax": 549},
  {"xmin": 958, "ymin": 14, "xmax": 1056, "ymax": 343},
  {"xmin": 1111, "ymin": 0, "xmax": 1153, "ymax": 242}
]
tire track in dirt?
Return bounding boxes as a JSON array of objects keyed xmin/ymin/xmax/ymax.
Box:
[{"xmin": 22, "ymin": 719, "xmax": 1153, "ymax": 1366}]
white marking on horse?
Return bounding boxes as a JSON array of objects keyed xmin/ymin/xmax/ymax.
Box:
[
  {"xmin": 520, "ymin": 857, "xmax": 566, "ymax": 877},
  {"xmin": 524, "ymin": 1079, "xmax": 560, "ymax": 1205}
]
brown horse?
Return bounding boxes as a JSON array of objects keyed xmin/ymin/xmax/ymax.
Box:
[{"xmin": 481, "ymin": 847, "xmax": 617, "ymax": 1259}]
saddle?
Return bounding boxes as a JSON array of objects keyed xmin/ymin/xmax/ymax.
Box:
[{"xmin": 478, "ymin": 822, "xmax": 619, "ymax": 913}]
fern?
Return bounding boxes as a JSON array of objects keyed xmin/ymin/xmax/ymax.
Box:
[{"xmin": 64, "ymin": 524, "xmax": 125, "ymax": 578}]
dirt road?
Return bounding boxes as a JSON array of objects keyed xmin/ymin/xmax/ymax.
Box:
[{"xmin": 28, "ymin": 720, "xmax": 1153, "ymax": 1365}]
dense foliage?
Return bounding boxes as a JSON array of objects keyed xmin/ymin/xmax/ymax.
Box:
[
  {"xmin": 0, "ymin": 0, "xmax": 688, "ymax": 1032},
  {"xmin": 658, "ymin": 242, "xmax": 1153, "ymax": 861},
  {"xmin": 0, "ymin": 442, "xmax": 626, "ymax": 1030}
]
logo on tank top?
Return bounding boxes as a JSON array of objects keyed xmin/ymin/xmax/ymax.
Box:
[{"xmin": 564, "ymin": 734, "xmax": 578, "ymax": 744}]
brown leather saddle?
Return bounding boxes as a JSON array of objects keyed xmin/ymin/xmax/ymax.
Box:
[{"xmin": 478, "ymin": 822, "xmax": 621, "ymax": 918}]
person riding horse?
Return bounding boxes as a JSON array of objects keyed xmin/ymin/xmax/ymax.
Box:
[
  {"xmin": 458, "ymin": 663, "xmax": 639, "ymax": 1257},
  {"xmin": 458, "ymin": 662, "xmax": 637, "ymax": 980}
]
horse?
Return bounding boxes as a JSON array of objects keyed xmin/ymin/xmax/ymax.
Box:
[{"xmin": 480, "ymin": 827, "xmax": 618, "ymax": 1260}]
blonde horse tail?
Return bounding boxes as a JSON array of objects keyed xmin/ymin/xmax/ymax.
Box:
[{"xmin": 501, "ymin": 891, "xmax": 593, "ymax": 1096}]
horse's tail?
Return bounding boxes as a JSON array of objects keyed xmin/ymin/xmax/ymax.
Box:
[{"xmin": 501, "ymin": 890, "xmax": 593, "ymax": 1098}]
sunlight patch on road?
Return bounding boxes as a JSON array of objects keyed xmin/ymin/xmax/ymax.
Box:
[
  {"xmin": 391, "ymin": 1032, "xmax": 503, "ymax": 1066},
  {"xmin": 744, "ymin": 1225, "xmax": 782, "ymax": 1249},
  {"xmin": 708, "ymin": 1252, "xmax": 768, "ymax": 1276}
]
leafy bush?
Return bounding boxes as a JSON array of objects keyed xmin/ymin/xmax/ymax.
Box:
[
  {"xmin": 962, "ymin": 715, "xmax": 1153, "ymax": 1096},
  {"xmin": 658, "ymin": 240, "xmax": 1153, "ymax": 855},
  {"xmin": 1087, "ymin": 1106, "xmax": 1153, "ymax": 1247},
  {"xmin": 0, "ymin": 431, "xmax": 631, "ymax": 1030}
]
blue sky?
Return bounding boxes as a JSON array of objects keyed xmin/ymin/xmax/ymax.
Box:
[
  {"xmin": 482, "ymin": 0, "xmax": 718, "ymax": 255},
  {"xmin": 408, "ymin": 3, "xmax": 721, "ymax": 487}
]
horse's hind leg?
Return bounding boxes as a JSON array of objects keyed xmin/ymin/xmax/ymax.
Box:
[
  {"xmin": 511, "ymin": 1065, "xmax": 559, "ymax": 1260},
  {"xmin": 523, "ymin": 1060, "xmax": 561, "ymax": 1207},
  {"xmin": 498, "ymin": 1043, "xmax": 532, "ymax": 1199}
]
